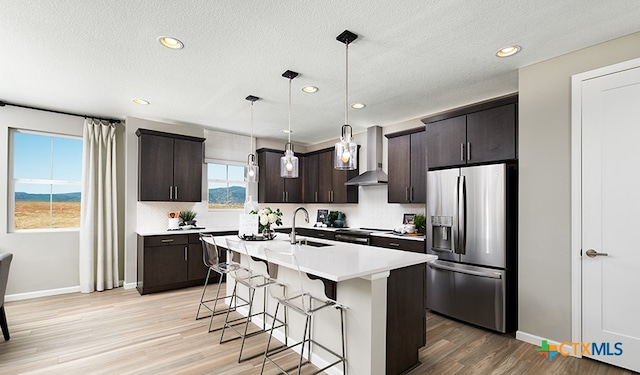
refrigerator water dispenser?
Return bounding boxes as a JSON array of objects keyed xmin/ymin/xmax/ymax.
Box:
[{"xmin": 431, "ymin": 216, "xmax": 453, "ymax": 252}]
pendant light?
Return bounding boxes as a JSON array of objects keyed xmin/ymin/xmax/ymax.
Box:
[
  {"xmin": 245, "ymin": 95, "xmax": 260, "ymax": 183},
  {"xmin": 280, "ymin": 70, "xmax": 299, "ymax": 178},
  {"xmin": 334, "ymin": 30, "xmax": 358, "ymax": 170}
]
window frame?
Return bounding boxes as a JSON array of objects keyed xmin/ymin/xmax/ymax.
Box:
[
  {"xmin": 206, "ymin": 161, "xmax": 246, "ymax": 211},
  {"xmin": 9, "ymin": 128, "xmax": 83, "ymax": 232}
]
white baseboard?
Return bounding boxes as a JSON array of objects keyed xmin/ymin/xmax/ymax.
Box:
[
  {"xmin": 6, "ymin": 280, "xmax": 127, "ymax": 302},
  {"xmin": 6, "ymin": 286, "xmax": 81, "ymax": 302},
  {"xmin": 516, "ymin": 330, "xmax": 560, "ymax": 347},
  {"xmin": 123, "ymin": 281, "xmax": 137, "ymax": 290}
]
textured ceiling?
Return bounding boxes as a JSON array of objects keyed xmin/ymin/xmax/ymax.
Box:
[{"xmin": 2, "ymin": 0, "xmax": 640, "ymax": 145}]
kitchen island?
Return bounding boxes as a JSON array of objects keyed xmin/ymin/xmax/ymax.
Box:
[{"xmin": 214, "ymin": 234, "xmax": 436, "ymax": 375}]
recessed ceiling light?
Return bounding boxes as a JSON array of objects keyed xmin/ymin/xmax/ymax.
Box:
[
  {"xmin": 132, "ymin": 98, "xmax": 150, "ymax": 105},
  {"xmin": 158, "ymin": 36, "xmax": 184, "ymax": 50},
  {"xmin": 495, "ymin": 45, "xmax": 521, "ymax": 58},
  {"xmin": 302, "ymin": 86, "xmax": 318, "ymax": 93},
  {"xmin": 282, "ymin": 129, "xmax": 293, "ymax": 134},
  {"xmin": 351, "ymin": 103, "xmax": 366, "ymax": 109}
]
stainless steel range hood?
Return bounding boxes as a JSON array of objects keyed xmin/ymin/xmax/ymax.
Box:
[{"xmin": 345, "ymin": 126, "xmax": 388, "ymax": 186}]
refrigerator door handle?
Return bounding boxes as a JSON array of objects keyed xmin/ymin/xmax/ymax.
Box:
[
  {"xmin": 454, "ymin": 175, "xmax": 467, "ymax": 255},
  {"xmin": 458, "ymin": 175, "xmax": 467, "ymax": 254},
  {"xmin": 428, "ymin": 262, "xmax": 503, "ymax": 279},
  {"xmin": 453, "ymin": 176, "xmax": 460, "ymax": 253}
]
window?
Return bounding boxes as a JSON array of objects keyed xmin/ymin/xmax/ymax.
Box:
[
  {"xmin": 207, "ymin": 163, "xmax": 245, "ymax": 209},
  {"xmin": 10, "ymin": 129, "xmax": 83, "ymax": 230}
]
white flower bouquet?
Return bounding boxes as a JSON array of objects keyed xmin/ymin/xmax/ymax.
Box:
[{"xmin": 250, "ymin": 207, "xmax": 283, "ymax": 233}]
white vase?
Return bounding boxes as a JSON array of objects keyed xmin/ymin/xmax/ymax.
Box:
[{"xmin": 168, "ymin": 218, "xmax": 179, "ymax": 229}]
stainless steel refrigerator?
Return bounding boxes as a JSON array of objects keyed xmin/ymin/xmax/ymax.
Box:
[{"xmin": 426, "ymin": 163, "xmax": 517, "ymax": 333}]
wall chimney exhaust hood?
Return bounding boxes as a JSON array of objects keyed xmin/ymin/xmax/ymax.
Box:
[{"xmin": 344, "ymin": 126, "xmax": 388, "ymax": 186}]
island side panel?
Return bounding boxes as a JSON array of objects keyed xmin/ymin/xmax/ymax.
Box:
[{"xmin": 337, "ymin": 272, "xmax": 389, "ymax": 375}]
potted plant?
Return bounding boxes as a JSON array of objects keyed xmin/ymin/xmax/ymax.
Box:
[
  {"xmin": 414, "ymin": 214, "xmax": 426, "ymax": 234},
  {"xmin": 179, "ymin": 210, "xmax": 198, "ymax": 226},
  {"xmin": 327, "ymin": 211, "xmax": 346, "ymax": 228}
]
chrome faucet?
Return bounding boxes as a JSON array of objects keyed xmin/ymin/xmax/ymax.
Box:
[{"xmin": 291, "ymin": 207, "xmax": 309, "ymax": 244}]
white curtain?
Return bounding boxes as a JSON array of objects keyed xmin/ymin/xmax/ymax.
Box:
[{"xmin": 79, "ymin": 119, "xmax": 119, "ymax": 293}]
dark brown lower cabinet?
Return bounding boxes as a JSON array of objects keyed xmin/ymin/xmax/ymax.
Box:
[
  {"xmin": 386, "ymin": 263, "xmax": 427, "ymax": 374},
  {"xmin": 137, "ymin": 233, "xmax": 225, "ymax": 295}
]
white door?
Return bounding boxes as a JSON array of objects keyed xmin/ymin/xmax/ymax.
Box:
[{"xmin": 581, "ymin": 64, "xmax": 640, "ymax": 372}]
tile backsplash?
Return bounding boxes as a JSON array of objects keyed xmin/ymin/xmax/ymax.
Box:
[{"xmin": 137, "ymin": 184, "xmax": 424, "ymax": 232}]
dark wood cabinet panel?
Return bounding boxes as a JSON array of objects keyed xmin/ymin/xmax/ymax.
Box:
[
  {"xmin": 387, "ymin": 129, "xmax": 426, "ymax": 203},
  {"xmin": 410, "ymin": 131, "xmax": 426, "ymax": 203},
  {"xmin": 262, "ymin": 147, "xmax": 357, "ymax": 204},
  {"xmin": 258, "ymin": 150, "xmax": 285, "ymax": 203},
  {"xmin": 187, "ymin": 243, "xmax": 209, "ymax": 281},
  {"xmin": 387, "ymin": 135, "xmax": 411, "ymax": 202},
  {"xmin": 331, "ymin": 158, "xmax": 359, "ymax": 203},
  {"xmin": 466, "ymin": 103, "xmax": 516, "ymax": 163},
  {"xmin": 137, "ymin": 234, "xmax": 215, "ymax": 295},
  {"xmin": 173, "ymin": 138, "xmax": 204, "ymax": 202},
  {"xmin": 303, "ymin": 153, "xmax": 319, "ymax": 203},
  {"xmin": 423, "ymin": 94, "xmax": 518, "ymax": 169},
  {"xmin": 138, "ymin": 133, "xmax": 175, "ymax": 201},
  {"xmin": 137, "ymin": 129, "xmax": 204, "ymax": 202},
  {"xmin": 318, "ymin": 151, "xmax": 333, "ymax": 202},
  {"xmin": 426, "ymin": 115, "xmax": 467, "ymax": 169},
  {"xmin": 257, "ymin": 149, "xmax": 303, "ymax": 203},
  {"xmin": 386, "ymin": 263, "xmax": 426, "ymax": 374},
  {"xmin": 370, "ymin": 236, "xmax": 425, "ymax": 253},
  {"xmin": 144, "ymin": 244, "xmax": 188, "ymax": 287}
]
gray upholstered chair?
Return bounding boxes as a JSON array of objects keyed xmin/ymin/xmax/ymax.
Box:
[{"xmin": 0, "ymin": 252, "xmax": 13, "ymax": 341}]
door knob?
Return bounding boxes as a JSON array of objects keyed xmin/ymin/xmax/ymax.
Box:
[{"xmin": 585, "ymin": 249, "xmax": 608, "ymax": 258}]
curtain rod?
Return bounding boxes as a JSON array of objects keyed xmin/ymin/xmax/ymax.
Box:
[{"xmin": 0, "ymin": 100, "xmax": 122, "ymax": 124}]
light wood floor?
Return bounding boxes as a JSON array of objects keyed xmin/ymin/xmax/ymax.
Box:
[{"xmin": 0, "ymin": 286, "xmax": 634, "ymax": 375}]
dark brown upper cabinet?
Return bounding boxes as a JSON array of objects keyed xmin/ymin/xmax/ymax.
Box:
[
  {"xmin": 136, "ymin": 129, "xmax": 204, "ymax": 202},
  {"xmin": 303, "ymin": 148, "xmax": 358, "ymax": 204},
  {"xmin": 422, "ymin": 94, "xmax": 517, "ymax": 169},
  {"xmin": 386, "ymin": 128, "xmax": 426, "ymax": 203},
  {"xmin": 257, "ymin": 148, "xmax": 303, "ymax": 203}
]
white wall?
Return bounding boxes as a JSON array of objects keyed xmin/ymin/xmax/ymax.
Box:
[
  {"xmin": 518, "ymin": 31, "xmax": 640, "ymax": 342},
  {"xmin": 0, "ymin": 106, "xmax": 125, "ymax": 297}
]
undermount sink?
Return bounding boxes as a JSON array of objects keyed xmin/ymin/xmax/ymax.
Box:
[{"xmin": 302, "ymin": 240, "xmax": 333, "ymax": 248}]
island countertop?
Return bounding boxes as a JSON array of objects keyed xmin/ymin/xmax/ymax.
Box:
[{"xmin": 214, "ymin": 235, "xmax": 436, "ymax": 282}]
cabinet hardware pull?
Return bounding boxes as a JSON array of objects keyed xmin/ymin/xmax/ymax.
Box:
[
  {"xmin": 389, "ymin": 242, "xmax": 400, "ymax": 247},
  {"xmin": 460, "ymin": 143, "xmax": 465, "ymax": 161},
  {"xmin": 282, "ymin": 191, "xmax": 286, "ymax": 202},
  {"xmin": 318, "ymin": 233, "xmax": 325, "ymax": 237},
  {"xmin": 175, "ymin": 186, "xmax": 178, "ymax": 200},
  {"xmin": 410, "ymin": 186, "xmax": 414, "ymax": 202},
  {"xmin": 406, "ymin": 187, "xmax": 409, "ymax": 201},
  {"xmin": 315, "ymin": 191, "xmax": 318, "ymax": 202},
  {"xmin": 184, "ymin": 247, "xmax": 187, "ymax": 261},
  {"xmin": 161, "ymin": 239, "xmax": 174, "ymax": 243},
  {"xmin": 169, "ymin": 186, "xmax": 173, "ymax": 200},
  {"xmin": 467, "ymin": 142, "xmax": 471, "ymax": 160},
  {"xmin": 286, "ymin": 191, "xmax": 289, "ymax": 202}
]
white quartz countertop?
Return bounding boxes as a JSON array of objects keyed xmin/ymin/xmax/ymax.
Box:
[
  {"xmin": 214, "ymin": 235, "xmax": 436, "ymax": 282},
  {"xmin": 136, "ymin": 227, "xmax": 235, "ymax": 236}
]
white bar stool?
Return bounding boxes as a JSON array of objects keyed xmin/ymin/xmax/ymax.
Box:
[
  {"xmin": 220, "ymin": 237, "xmax": 287, "ymax": 362},
  {"xmin": 196, "ymin": 234, "xmax": 250, "ymax": 332},
  {"xmin": 261, "ymin": 245, "xmax": 347, "ymax": 375}
]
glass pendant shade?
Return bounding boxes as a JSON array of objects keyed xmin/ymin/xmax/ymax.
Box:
[
  {"xmin": 245, "ymin": 153, "xmax": 259, "ymax": 182},
  {"xmin": 334, "ymin": 124, "xmax": 358, "ymax": 170},
  {"xmin": 280, "ymin": 143, "xmax": 299, "ymax": 178}
]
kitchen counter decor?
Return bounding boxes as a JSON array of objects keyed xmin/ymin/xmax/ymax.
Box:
[{"xmin": 250, "ymin": 207, "xmax": 282, "ymax": 239}]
